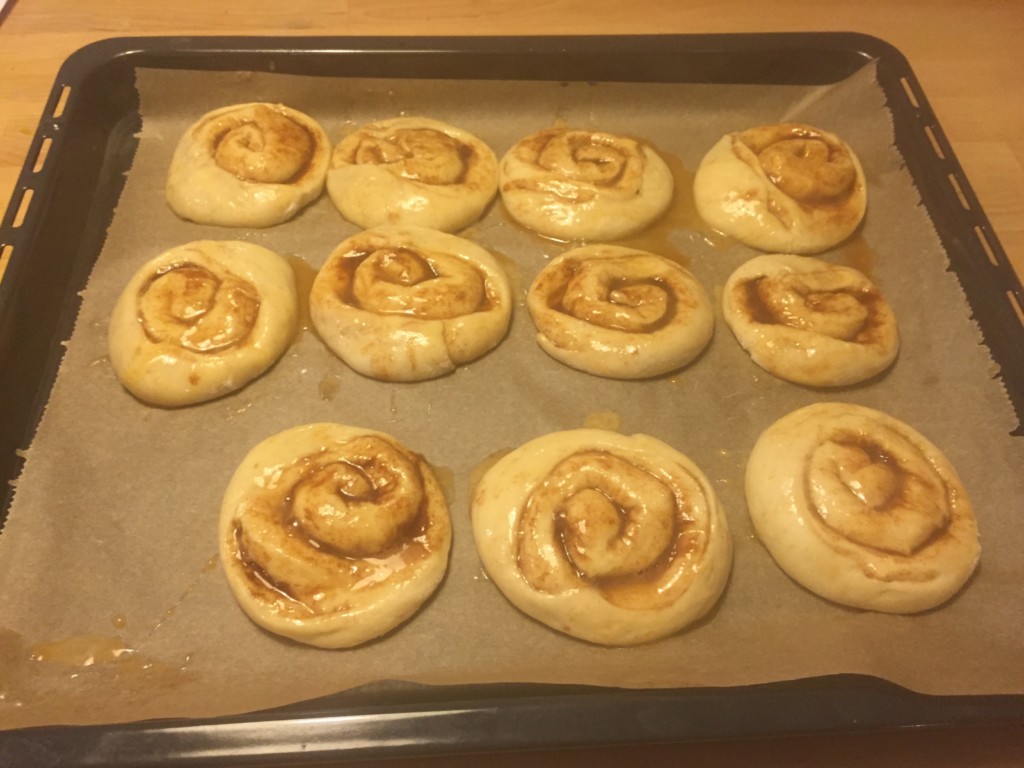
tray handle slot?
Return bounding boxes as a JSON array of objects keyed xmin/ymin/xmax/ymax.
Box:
[
  {"xmin": 50, "ymin": 84, "xmax": 71, "ymax": 120},
  {"xmin": 0, "ymin": 243, "xmax": 11, "ymax": 281},
  {"xmin": 1006, "ymin": 290, "xmax": 1024, "ymax": 330},
  {"xmin": 947, "ymin": 172, "xmax": 971, "ymax": 210},
  {"xmin": 923, "ymin": 125, "xmax": 945, "ymax": 160},
  {"xmin": 975, "ymin": 225, "xmax": 1000, "ymax": 269},
  {"xmin": 899, "ymin": 76, "xmax": 921, "ymax": 108},
  {"xmin": 31, "ymin": 137, "xmax": 53, "ymax": 174},
  {"xmin": 10, "ymin": 188, "xmax": 34, "ymax": 229}
]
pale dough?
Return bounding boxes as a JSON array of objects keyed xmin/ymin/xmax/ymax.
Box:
[
  {"xmin": 694, "ymin": 123, "xmax": 867, "ymax": 253},
  {"xmin": 527, "ymin": 244, "xmax": 714, "ymax": 379},
  {"xmin": 219, "ymin": 422, "xmax": 451, "ymax": 649},
  {"xmin": 722, "ymin": 254, "xmax": 899, "ymax": 386},
  {"xmin": 499, "ymin": 127, "xmax": 674, "ymax": 241},
  {"xmin": 745, "ymin": 403, "xmax": 980, "ymax": 613},
  {"xmin": 108, "ymin": 240, "xmax": 297, "ymax": 407},
  {"xmin": 471, "ymin": 429, "xmax": 732, "ymax": 645},
  {"xmin": 166, "ymin": 102, "xmax": 331, "ymax": 227},
  {"xmin": 327, "ymin": 116, "xmax": 498, "ymax": 232},
  {"xmin": 310, "ymin": 225, "xmax": 512, "ymax": 382}
]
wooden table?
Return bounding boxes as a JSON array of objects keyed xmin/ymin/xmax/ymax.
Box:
[{"xmin": 0, "ymin": 1, "xmax": 1021, "ymax": 765}]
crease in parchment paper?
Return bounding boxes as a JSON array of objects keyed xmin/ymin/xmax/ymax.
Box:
[{"xmin": 0, "ymin": 61, "xmax": 1022, "ymax": 730}]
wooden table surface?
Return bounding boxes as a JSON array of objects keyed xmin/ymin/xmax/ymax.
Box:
[{"xmin": 0, "ymin": 0, "xmax": 1021, "ymax": 765}]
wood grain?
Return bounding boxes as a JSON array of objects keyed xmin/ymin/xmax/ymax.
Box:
[{"xmin": 0, "ymin": 1, "xmax": 1021, "ymax": 765}]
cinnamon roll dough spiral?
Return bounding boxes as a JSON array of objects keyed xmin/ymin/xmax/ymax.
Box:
[
  {"xmin": 472, "ymin": 430, "xmax": 732, "ymax": 645},
  {"xmin": 723, "ymin": 254, "xmax": 899, "ymax": 387},
  {"xmin": 694, "ymin": 123, "xmax": 867, "ymax": 253},
  {"xmin": 746, "ymin": 403, "xmax": 980, "ymax": 613},
  {"xmin": 528, "ymin": 244, "xmax": 714, "ymax": 379},
  {"xmin": 310, "ymin": 226, "xmax": 512, "ymax": 381},
  {"xmin": 219, "ymin": 423, "xmax": 451, "ymax": 648},
  {"xmin": 499, "ymin": 128, "xmax": 674, "ymax": 241},
  {"xmin": 166, "ymin": 103, "xmax": 330, "ymax": 227},
  {"xmin": 108, "ymin": 240, "xmax": 297, "ymax": 407},
  {"xmin": 327, "ymin": 117, "xmax": 498, "ymax": 232}
]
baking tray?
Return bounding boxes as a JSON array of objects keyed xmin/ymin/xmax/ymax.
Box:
[{"xmin": 0, "ymin": 33, "xmax": 1022, "ymax": 766}]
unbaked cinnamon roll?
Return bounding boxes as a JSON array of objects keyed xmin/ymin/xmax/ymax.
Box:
[
  {"xmin": 471, "ymin": 429, "xmax": 732, "ymax": 645},
  {"xmin": 310, "ymin": 226, "xmax": 512, "ymax": 381},
  {"xmin": 527, "ymin": 244, "xmax": 714, "ymax": 379},
  {"xmin": 219, "ymin": 423, "xmax": 451, "ymax": 648},
  {"xmin": 108, "ymin": 240, "xmax": 297, "ymax": 407},
  {"xmin": 166, "ymin": 103, "xmax": 330, "ymax": 227},
  {"xmin": 499, "ymin": 127, "xmax": 673, "ymax": 241},
  {"xmin": 694, "ymin": 123, "xmax": 867, "ymax": 253},
  {"xmin": 745, "ymin": 403, "xmax": 980, "ymax": 613},
  {"xmin": 722, "ymin": 254, "xmax": 899, "ymax": 386},
  {"xmin": 327, "ymin": 117, "xmax": 498, "ymax": 232}
]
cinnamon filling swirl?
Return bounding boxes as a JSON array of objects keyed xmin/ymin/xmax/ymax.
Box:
[
  {"xmin": 310, "ymin": 226, "xmax": 512, "ymax": 382},
  {"xmin": 739, "ymin": 273, "xmax": 886, "ymax": 343},
  {"xmin": 327, "ymin": 117, "xmax": 498, "ymax": 232},
  {"xmin": 108, "ymin": 240, "xmax": 297, "ymax": 407},
  {"xmin": 806, "ymin": 433, "xmax": 950, "ymax": 559},
  {"xmin": 326, "ymin": 246, "xmax": 494, "ymax": 318},
  {"xmin": 505, "ymin": 129, "xmax": 646, "ymax": 199},
  {"xmin": 344, "ymin": 127, "xmax": 476, "ymax": 185},
  {"xmin": 745, "ymin": 403, "xmax": 980, "ymax": 613},
  {"xmin": 544, "ymin": 261, "xmax": 678, "ymax": 334},
  {"xmin": 516, "ymin": 449, "xmax": 705, "ymax": 610},
  {"xmin": 527, "ymin": 245, "xmax": 713, "ymax": 379},
  {"xmin": 220, "ymin": 423, "xmax": 451, "ymax": 647},
  {"xmin": 208, "ymin": 104, "xmax": 318, "ymax": 184},
  {"xmin": 735, "ymin": 124, "xmax": 858, "ymax": 208},
  {"xmin": 166, "ymin": 102, "xmax": 330, "ymax": 228},
  {"xmin": 693, "ymin": 122, "xmax": 867, "ymax": 253},
  {"xmin": 722, "ymin": 254, "xmax": 898, "ymax": 387},
  {"xmin": 471, "ymin": 429, "xmax": 732, "ymax": 645},
  {"xmin": 499, "ymin": 128, "xmax": 673, "ymax": 241},
  {"xmin": 137, "ymin": 262, "xmax": 260, "ymax": 353},
  {"xmin": 232, "ymin": 436, "xmax": 438, "ymax": 613}
]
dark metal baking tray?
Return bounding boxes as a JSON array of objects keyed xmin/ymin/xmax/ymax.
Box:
[{"xmin": 0, "ymin": 33, "xmax": 1021, "ymax": 766}]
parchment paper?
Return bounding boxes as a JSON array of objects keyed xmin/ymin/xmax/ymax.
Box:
[{"xmin": 1, "ymin": 62, "xmax": 1022, "ymax": 730}]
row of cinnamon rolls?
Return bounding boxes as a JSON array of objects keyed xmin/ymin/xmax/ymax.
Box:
[
  {"xmin": 107, "ymin": 231, "xmax": 900, "ymax": 407},
  {"xmin": 219, "ymin": 406, "xmax": 980, "ymax": 649},
  {"xmin": 166, "ymin": 104, "xmax": 663, "ymax": 238},
  {"xmin": 165, "ymin": 103, "xmax": 867, "ymax": 253}
]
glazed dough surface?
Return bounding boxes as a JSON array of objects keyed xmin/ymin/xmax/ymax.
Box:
[
  {"xmin": 327, "ymin": 116, "xmax": 498, "ymax": 232},
  {"xmin": 745, "ymin": 403, "xmax": 980, "ymax": 613},
  {"xmin": 528, "ymin": 244, "xmax": 714, "ymax": 379},
  {"xmin": 694, "ymin": 123, "xmax": 867, "ymax": 253},
  {"xmin": 310, "ymin": 225, "xmax": 512, "ymax": 381},
  {"xmin": 471, "ymin": 429, "xmax": 732, "ymax": 645},
  {"xmin": 108, "ymin": 240, "xmax": 297, "ymax": 407},
  {"xmin": 219, "ymin": 423, "xmax": 451, "ymax": 649},
  {"xmin": 722, "ymin": 254, "xmax": 899, "ymax": 386},
  {"xmin": 499, "ymin": 128, "xmax": 673, "ymax": 241},
  {"xmin": 166, "ymin": 102, "xmax": 331, "ymax": 227}
]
